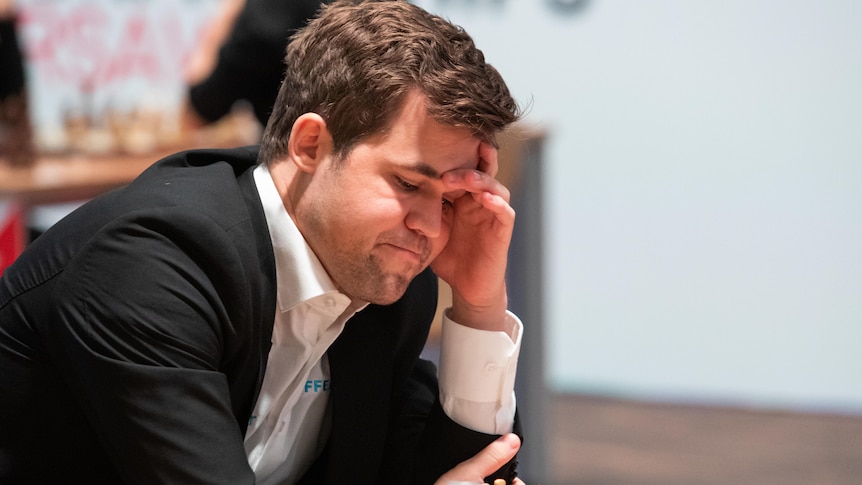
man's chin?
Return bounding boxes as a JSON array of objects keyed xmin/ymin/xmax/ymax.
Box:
[
  {"xmin": 367, "ymin": 284, "xmax": 410, "ymax": 306},
  {"xmin": 354, "ymin": 274, "xmax": 413, "ymax": 306}
]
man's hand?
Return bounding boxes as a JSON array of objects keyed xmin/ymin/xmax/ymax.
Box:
[
  {"xmin": 431, "ymin": 142, "xmax": 514, "ymax": 331},
  {"xmin": 434, "ymin": 433, "xmax": 524, "ymax": 485}
]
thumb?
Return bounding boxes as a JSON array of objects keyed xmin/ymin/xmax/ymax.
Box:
[{"xmin": 434, "ymin": 433, "xmax": 521, "ymax": 485}]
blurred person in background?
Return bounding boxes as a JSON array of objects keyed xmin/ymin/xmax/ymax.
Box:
[
  {"xmin": 182, "ymin": 0, "xmax": 330, "ymax": 131},
  {"xmin": 0, "ymin": 1, "xmax": 526, "ymax": 484}
]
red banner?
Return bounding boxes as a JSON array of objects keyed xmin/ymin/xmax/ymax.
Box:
[{"xmin": 0, "ymin": 203, "xmax": 26, "ymax": 275}]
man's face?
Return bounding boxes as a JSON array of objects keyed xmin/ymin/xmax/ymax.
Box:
[{"xmin": 295, "ymin": 92, "xmax": 480, "ymax": 304}]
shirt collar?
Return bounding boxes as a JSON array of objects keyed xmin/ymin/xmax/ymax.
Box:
[{"xmin": 253, "ymin": 164, "xmax": 363, "ymax": 313}]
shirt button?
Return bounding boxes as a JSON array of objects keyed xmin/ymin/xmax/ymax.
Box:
[
  {"xmin": 325, "ymin": 297, "xmax": 336, "ymax": 308},
  {"xmin": 484, "ymin": 362, "xmax": 498, "ymax": 373}
]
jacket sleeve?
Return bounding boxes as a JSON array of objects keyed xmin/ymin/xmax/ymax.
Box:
[{"xmin": 45, "ymin": 207, "xmax": 260, "ymax": 484}]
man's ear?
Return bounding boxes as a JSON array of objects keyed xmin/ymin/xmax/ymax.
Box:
[{"xmin": 288, "ymin": 113, "xmax": 332, "ymax": 173}]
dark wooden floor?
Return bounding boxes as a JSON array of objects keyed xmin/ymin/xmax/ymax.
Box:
[{"xmin": 546, "ymin": 393, "xmax": 862, "ymax": 485}]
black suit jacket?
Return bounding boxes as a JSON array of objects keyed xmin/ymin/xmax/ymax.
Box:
[{"xmin": 0, "ymin": 147, "xmax": 517, "ymax": 484}]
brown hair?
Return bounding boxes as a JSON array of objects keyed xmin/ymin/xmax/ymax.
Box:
[{"xmin": 259, "ymin": 0, "xmax": 520, "ymax": 165}]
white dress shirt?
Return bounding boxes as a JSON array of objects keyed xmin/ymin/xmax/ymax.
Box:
[{"xmin": 246, "ymin": 164, "xmax": 522, "ymax": 484}]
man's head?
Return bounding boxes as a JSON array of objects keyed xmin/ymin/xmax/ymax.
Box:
[
  {"xmin": 259, "ymin": 0, "xmax": 519, "ymax": 165},
  {"xmin": 262, "ymin": 0, "xmax": 520, "ymax": 305}
]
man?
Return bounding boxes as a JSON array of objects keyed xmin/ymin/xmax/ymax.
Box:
[{"xmin": 0, "ymin": 1, "xmax": 524, "ymax": 483}]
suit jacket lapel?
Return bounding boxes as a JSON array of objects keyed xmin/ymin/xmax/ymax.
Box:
[{"xmin": 237, "ymin": 165, "xmax": 276, "ymax": 432}]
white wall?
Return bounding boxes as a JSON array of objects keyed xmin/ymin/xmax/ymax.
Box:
[{"xmin": 417, "ymin": 0, "xmax": 862, "ymax": 413}]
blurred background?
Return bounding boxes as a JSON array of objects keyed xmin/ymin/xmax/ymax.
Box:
[{"xmin": 2, "ymin": 0, "xmax": 861, "ymax": 483}]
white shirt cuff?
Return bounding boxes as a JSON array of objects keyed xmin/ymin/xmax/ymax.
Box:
[{"xmin": 437, "ymin": 309, "xmax": 522, "ymax": 435}]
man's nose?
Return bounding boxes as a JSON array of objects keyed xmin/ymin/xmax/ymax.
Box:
[{"xmin": 404, "ymin": 196, "xmax": 442, "ymax": 238}]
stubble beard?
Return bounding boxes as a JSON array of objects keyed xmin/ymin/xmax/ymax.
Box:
[{"xmin": 343, "ymin": 252, "xmax": 416, "ymax": 305}]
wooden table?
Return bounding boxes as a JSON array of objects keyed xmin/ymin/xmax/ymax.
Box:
[
  {"xmin": 0, "ymin": 107, "xmax": 261, "ymax": 207},
  {"xmin": 0, "ymin": 152, "xmax": 159, "ymax": 209}
]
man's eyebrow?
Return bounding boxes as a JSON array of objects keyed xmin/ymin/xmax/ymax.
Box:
[{"xmin": 401, "ymin": 162, "xmax": 441, "ymax": 180}]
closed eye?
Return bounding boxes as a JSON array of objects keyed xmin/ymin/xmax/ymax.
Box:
[
  {"xmin": 395, "ymin": 176, "xmax": 419, "ymax": 192},
  {"xmin": 395, "ymin": 174, "xmax": 457, "ymax": 214}
]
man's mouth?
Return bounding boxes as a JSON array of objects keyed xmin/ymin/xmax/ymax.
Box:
[{"xmin": 380, "ymin": 240, "xmax": 428, "ymax": 266}]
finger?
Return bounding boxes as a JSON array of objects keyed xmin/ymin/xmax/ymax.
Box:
[
  {"xmin": 462, "ymin": 433, "xmax": 520, "ymax": 478},
  {"xmin": 477, "ymin": 142, "xmax": 499, "ymax": 178},
  {"xmin": 486, "ymin": 192, "xmax": 516, "ymax": 223},
  {"xmin": 464, "ymin": 192, "xmax": 515, "ymax": 227},
  {"xmin": 437, "ymin": 434, "xmax": 521, "ymax": 485},
  {"xmin": 444, "ymin": 170, "xmax": 511, "ymax": 203}
]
